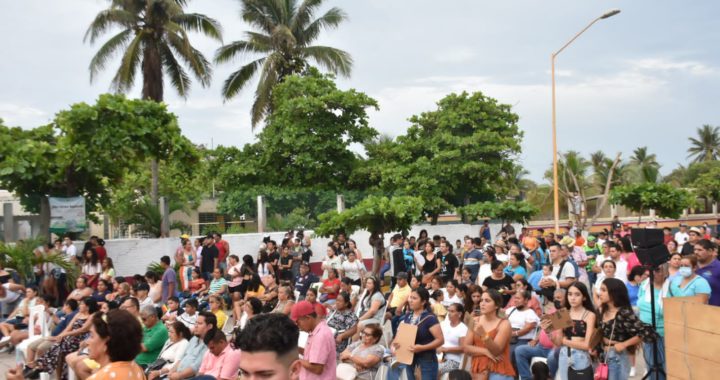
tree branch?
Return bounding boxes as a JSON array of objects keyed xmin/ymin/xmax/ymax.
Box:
[{"xmin": 588, "ymin": 153, "xmax": 622, "ymax": 228}]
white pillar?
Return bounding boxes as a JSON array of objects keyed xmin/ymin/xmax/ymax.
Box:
[
  {"xmin": 649, "ymin": 209, "xmax": 656, "ymax": 220},
  {"xmin": 336, "ymin": 194, "xmax": 345, "ymax": 213},
  {"xmin": 713, "ymin": 202, "xmax": 718, "ymax": 217},
  {"xmin": 159, "ymin": 196, "xmax": 170, "ymax": 237},
  {"xmin": 3, "ymin": 203, "xmax": 14, "ymax": 242},
  {"xmin": 257, "ymin": 196, "xmax": 267, "ymax": 234}
]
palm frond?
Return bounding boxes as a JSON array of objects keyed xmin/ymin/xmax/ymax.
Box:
[
  {"xmin": 214, "ymin": 39, "xmax": 271, "ymax": 65},
  {"xmin": 84, "ymin": 9, "xmax": 137, "ymax": 43},
  {"xmin": 110, "ymin": 32, "xmax": 144, "ymax": 93},
  {"xmin": 160, "ymin": 43, "xmax": 192, "ymax": 97},
  {"xmin": 291, "ymin": 0, "xmax": 323, "ymax": 31},
  {"xmin": 221, "ymin": 57, "xmax": 266, "ymax": 99},
  {"xmin": 165, "ymin": 28, "xmax": 212, "ymax": 86},
  {"xmin": 297, "ymin": 7, "xmax": 346, "ymax": 46},
  {"xmin": 251, "ymin": 53, "xmax": 281, "ymax": 126},
  {"xmin": 172, "ymin": 13, "xmax": 223, "ymax": 42},
  {"xmin": 241, "ymin": 0, "xmax": 280, "ymax": 34},
  {"xmin": 89, "ymin": 29, "xmax": 133, "ymax": 82},
  {"xmin": 302, "ymin": 45, "xmax": 352, "ymax": 76}
]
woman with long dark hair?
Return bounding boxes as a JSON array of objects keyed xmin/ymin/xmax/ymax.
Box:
[
  {"xmin": 597, "ymin": 278, "xmax": 658, "ymax": 379},
  {"xmin": 544, "ymin": 282, "xmax": 596, "ymax": 380},
  {"xmin": 463, "ymin": 289, "xmax": 515, "ymax": 379},
  {"xmin": 81, "ymin": 248, "xmax": 102, "ymax": 288},
  {"xmin": 358, "ymin": 276, "xmax": 385, "ymax": 324},
  {"xmin": 388, "ymin": 287, "xmax": 444, "ymax": 380}
]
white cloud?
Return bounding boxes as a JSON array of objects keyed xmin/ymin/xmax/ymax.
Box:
[
  {"xmin": 629, "ymin": 58, "xmax": 716, "ymax": 76},
  {"xmin": 0, "ymin": 103, "xmax": 50, "ymax": 127},
  {"xmin": 434, "ymin": 47, "xmax": 478, "ymax": 64}
]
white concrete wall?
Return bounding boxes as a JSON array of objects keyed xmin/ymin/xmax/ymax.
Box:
[{"xmin": 94, "ymin": 222, "xmax": 518, "ymax": 277}]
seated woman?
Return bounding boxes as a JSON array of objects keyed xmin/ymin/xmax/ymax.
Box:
[
  {"xmin": 90, "ymin": 279, "xmax": 112, "ymax": 304},
  {"xmin": 259, "ymin": 273, "xmax": 279, "ymax": 312},
  {"xmin": 23, "ymin": 297, "xmax": 99, "ymax": 379},
  {"xmin": 237, "ymin": 297, "xmax": 263, "ymax": 331},
  {"xmin": 208, "ymin": 295, "xmax": 228, "ymax": 329},
  {"xmin": 187, "ymin": 268, "xmax": 207, "ymax": 297},
  {"xmin": 81, "ymin": 309, "xmax": 144, "ymax": 380},
  {"xmin": 304, "ymin": 288, "xmax": 327, "ymax": 319},
  {"xmin": 99, "ymin": 258, "xmax": 115, "ymax": 282},
  {"xmin": 326, "ymin": 291, "xmax": 358, "ymax": 357},
  {"xmin": 338, "ymin": 323, "xmax": 385, "ymax": 380},
  {"xmin": 207, "ymin": 268, "xmax": 228, "ymax": 297},
  {"xmin": 0, "ymin": 286, "xmax": 39, "ymax": 345},
  {"xmin": 68, "ymin": 277, "xmax": 94, "ymax": 302},
  {"xmin": 270, "ymin": 286, "xmax": 295, "ymax": 316},
  {"xmin": 319, "ymin": 269, "xmax": 341, "ymax": 305},
  {"xmin": 145, "ymin": 271, "xmax": 163, "ymax": 306},
  {"xmin": 142, "ymin": 321, "xmax": 190, "ymax": 376},
  {"xmin": 233, "ymin": 273, "xmax": 264, "ymax": 321}
]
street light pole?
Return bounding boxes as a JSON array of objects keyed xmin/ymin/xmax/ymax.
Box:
[{"xmin": 551, "ymin": 8, "xmax": 620, "ymax": 234}]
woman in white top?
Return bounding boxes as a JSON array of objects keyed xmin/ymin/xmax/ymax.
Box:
[
  {"xmin": 148, "ymin": 321, "xmax": 191, "ymax": 378},
  {"xmin": 145, "ymin": 271, "xmax": 163, "ymax": 306},
  {"xmin": 340, "ymin": 251, "xmax": 366, "ymax": 286},
  {"xmin": 322, "ymin": 246, "xmax": 343, "ymax": 280},
  {"xmin": 81, "ymin": 248, "xmax": 102, "ymax": 288},
  {"xmin": 438, "ymin": 302, "xmax": 468, "ymax": 375},
  {"xmin": 441, "ymin": 279, "xmax": 463, "ymax": 308},
  {"xmin": 593, "ymin": 259, "xmax": 616, "ymax": 305}
]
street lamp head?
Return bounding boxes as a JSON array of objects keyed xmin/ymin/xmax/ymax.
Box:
[{"xmin": 600, "ymin": 9, "xmax": 621, "ymax": 19}]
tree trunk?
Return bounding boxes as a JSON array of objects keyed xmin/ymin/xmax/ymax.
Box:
[
  {"xmin": 39, "ymin": 197, "xmax": 51, "ymax": 243},
  {"xmin": 431, "ymin": 213, "xmax": 439, "ymax": 225},
  {"xmin": 142, "ymin": 42, "xmax": 164, "ymax": 206},
  {"xmin": 369, "ymin": 232, "xmax": 384, "ymax": 275}
]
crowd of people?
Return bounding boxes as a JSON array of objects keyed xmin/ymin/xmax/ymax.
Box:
[{"xmin": 0, "ymin": 221, "xmax": 718, "ymax": 380}]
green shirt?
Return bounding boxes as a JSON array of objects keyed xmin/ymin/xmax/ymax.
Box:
[{"xmin": 135, "ymin": 321, "xmax": 168, "ymax": 365}]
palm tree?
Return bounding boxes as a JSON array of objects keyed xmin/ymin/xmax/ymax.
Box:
[
  {"xmin": 85, "ymin": 0, "xmax": 222, "ymax": 203},
  {"xmin": 215, "ymin": 0, "xmax": 353, "ymax": 127},
  {"xmin": 687, "ymin": 124, "xmax": 720, "ymax": 163},
  {"xmin": 629, "ymin": 146, "xmax": 661, "ymax": 183}
]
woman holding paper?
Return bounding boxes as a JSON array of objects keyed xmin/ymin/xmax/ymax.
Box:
[
  {"xmin": 543, "ymin": 281, "xmax": 596, "ymax": 380},
  {"xmin": 388, "ymin": 286, "xmax": 444, "ymax": 380},
  {"xmin": 463, "ymin": 288, "xmax": 515, "ymax": 380}
]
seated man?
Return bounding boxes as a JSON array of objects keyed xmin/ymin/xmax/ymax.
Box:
[
  {"xmin": 194, "ymin": 328, "xmax": 241, "ymax": 380},
  {"xmin": 178, "ymin": 299, "xmax": 199, "ymax": 330},
  {"xmin": 23, "ymin": 299, "xmax": 78, "ymax": 367},
  {"xmin": 0, "ymin": 282, "xmax": 26, "ymax": 319},
  {"xmin": 236, "ymin": 313, "xmax": 302, "ymax": 379},
  {"xmin": 136, "ymin": 305, "xmax": 169, "ymax": 367},
  {"xmin": 0, "ymin": 286, "xmax": 38, "ymax": 346}
]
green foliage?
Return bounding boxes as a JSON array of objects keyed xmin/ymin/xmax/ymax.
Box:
[
  {"xmin": 610, "ymin": 183, "xmax": 695, "ymax": 219},
  {"xmin": 0, "ymin": 239, "xmax": 79, "ymax": 284},
  {"xmin": 217, "ymin": 70, "xmax": 378, "ymax": 219},
  {"xmin": 690, "ymin": 166, "xmax": 720, "ymax": 202},
  {"xmin": 628, "ymin": 146, "xmax": 660, "ymax": 184},
  {"xmin": 687, "ymin": 124, "xmax": 720, "ymax": 163},
  {"xmin": 362, "ymin": 91, "xmax": 523, "ymax": 222},
  {"xmin": 122, "ymin": 198, "xmax": 191, "ymax": 237},
  {"xmin": 267, "ymin": 208, "xmax": 316, "ymax": 231},
  {"xmin": 315, "ymin": 195, "xmax": 425, "ymax": 237},
  {"xmin": 215, "ymin": 0, "xmax": 352, "ymax": 126},
  {"xmin": 0, "ymin": 95, "xmax": 194, "ymax": 218},
  {"xmin": 460, "ymin": 200, "xmax": 539, "ymax": 224}
]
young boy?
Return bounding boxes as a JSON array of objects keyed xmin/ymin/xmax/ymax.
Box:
[{"xmin": 162, "ymin": 296, "xmax": 181, "ymax": 326}]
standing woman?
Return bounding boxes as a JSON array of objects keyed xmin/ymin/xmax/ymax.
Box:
[
  {"xmin": 340, "ymin": 250, "xmax": 366, "ymax": 286},
  {"xmin": 545, "ymin": 282, "xmax": 596, "ymax": 380},
  {"xmin": 637, "ymin": 264, "xmax": 672, "ymax": 380},
  {"xmin": 667, "ymin": 253, "xmax": 682, "ymax": 281},
  {"xmin": 388, "ymin": 287, "xmax": 444, "ymax": 380},
  {"xmin": 669, "ymin": 255, "xmax": 711, "ymax": 304},
  {"xmin": 438, "ymin": 303, "xmax": 469, "ymax": 375},
  {"xmin": 177, "ymin": 239, "xmax": 196, "ymax": 292},
  {"xmin": 464, "ymin": 285, "xmax": 483, "ymax": 327},
  {"xmin": 504, "ymin": 253, "xmax": 528, "ymax": 281},
  {"xmin": 81, "ymin": 248, "xmax": 102, "ymax": 288},
  {"xmin": 463, "ymin": 289, "xmax": 516, "ymax": 380},
  {"xmin": 597, "ymin": 278, "xmax": 658, "ymax": 379},
  {"xmin": 421, "ymin": 241, "xmax": 441, "ymax": 285}
]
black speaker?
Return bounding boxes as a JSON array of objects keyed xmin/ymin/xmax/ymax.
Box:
[
  {"xmin": 631, "ymin": 228, "xmax": 664, "ymax": 248},
  {"xmin": 631, "ymin": 228, "xmax": 669, "ymax": 268}
]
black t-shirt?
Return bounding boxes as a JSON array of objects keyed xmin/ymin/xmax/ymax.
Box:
[
  {"xmin": 200, "ymin": 245, "xmax": 218, "ymax": 273},
  {"xmin": 422, "ymin": 253, "xmax": 438, "ymax": 275},
  {"xmin": 279, "ymin": 255, "xmax": 293, "ymax": 279},
  {"xmin": 680, "ymin": 242, "xmax": 695, "ymax": 256},
  {"xmin": 268, "ymin": 251, "xmax": 280, "ymax": 273},
  {"xmin": 483, "ymin": 275, "xmax": 515, "ymax": 306},
  {"xmin": 439, "ymin": 253, "xmax": 459, "ymax": 280}
]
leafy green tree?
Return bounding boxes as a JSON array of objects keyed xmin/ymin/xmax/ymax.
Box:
[
  {"xmin": 629, "ymin": 146, "xmax": 660, "ymax": 183},
  {"xmin": 610, "ymin": 183, "xmax": 695, "ymax": 222},
  {"xmin": 363, "ymin": 91, "xmax": 523, "ymax": 223},
  {"xmin": 0, "ymin": 95, "xmax": 194, "ymax": 238},
  {"xmin": 215, "ymin": 0, "xmax": 352, "ymax": 127},
  {"xmin": 460, "ymin": 200, "xmax": 538, "ymax": 225},
  {"xmin": 687, "ymin": 124, "xmax": 720, "ymax": 163},
  {"xmin": 85, "ymin": 0, "xmax": 222, "ymax": 202},
  {"xmin": 315, "ymin": 195, "xmax": 425, "ymax": 273},
  {"xmin": 216, "ymin": 70, "xmax": 377, "ymax": 221}
]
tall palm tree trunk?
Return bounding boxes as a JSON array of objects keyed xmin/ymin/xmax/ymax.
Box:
[{"xmin": 142, "ymin": 43, "xmax": 164, "ymax": 205}]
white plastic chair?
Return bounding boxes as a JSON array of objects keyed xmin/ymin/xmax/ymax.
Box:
[{"xmin": 28, "ymin": 304, "xmax": 49, "ymax": 339}]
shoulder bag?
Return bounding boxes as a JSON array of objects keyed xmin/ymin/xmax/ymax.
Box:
[{"xmin": 594, "ymin": 317, "xmax": 616, "ymax": 380}]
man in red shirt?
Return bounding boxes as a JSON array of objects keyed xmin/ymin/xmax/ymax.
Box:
[{"xmin": 213, "ymin": 232, "xmax": 230, "ymax": 273}]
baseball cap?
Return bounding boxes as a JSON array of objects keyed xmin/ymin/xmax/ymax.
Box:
[
  {"xmin": 689, "ymin": 227, "xmax": 702, "ymax": 235},
  {"xmin": 290, "ymin": 301, "xmax": 315, "ymax": 322},
  {"xmin": 587, "ymin": 235, "xmax": 597, "ymax": 242}
]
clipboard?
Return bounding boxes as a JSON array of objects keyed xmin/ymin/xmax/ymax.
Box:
[
  {"xmin": 541, "ymin": 308, "xmax": 572, "ymax": 331},
  {"xmin": 394, "ymin": 322, "xmax": 418, "ymax": 365}
]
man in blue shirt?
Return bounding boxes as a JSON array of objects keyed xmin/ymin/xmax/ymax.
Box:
[
  {"xmin": 695, "ymin": 239, "xmax": 720, "ymax": 306},
  {"xmin": 294, "ymin": 262, "xmax": 318, "ymax": 300},
  {"xmin": 463, "ymin": 238, "xmax": 484, "ymax": 283}
]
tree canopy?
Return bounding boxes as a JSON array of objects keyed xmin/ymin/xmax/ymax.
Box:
[{"xmin": 610, "ymin": 183, "xmax": 695, "ymax": 220}]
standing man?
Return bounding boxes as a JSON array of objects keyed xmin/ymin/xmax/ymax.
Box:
[
  {"xmin": 463, "ymin": 238, "xmax": 483, "ymax": 283},
  {"xmin": 675, "ymin": 223, "xmax": 690, "ymax": 252},
  {"xmin": 291, "ymin": 301, "xmax": 336, "ymax": 380},
  {"xmin": 438, "ymin": 241, "xmax": 459, "ymax": 283},
  {"xmin": 681, "ymin": 227, "xmax": 702, "ymax": 256},
  {"xmin": 200, "ymin": 235, "xmax": 219, "ymax": 281},
  {"xmin": 160, "ymin": 255, "xmax": 176, "ymax": 305},
  {"xmin": 387, "ymin": 234, "xmax": 406, "ymax": 289},
  {"xmin": 695, "ymin": 239, "xmax": 720, "ymax": 306},
  {"xmin": 213, "ymin": 232, "xmax": 230, "ymax": 274},
  {"xmin": 540, "ymin": 243, "xmax": 576, "ymax": 290},
  {"xmin": 62, "ymin": 236, "xmax": 77, "ymax": 263},
  {"xmin": 479, "ymin": 221, "xmax": 492, "ymax": 242},
  {"xmin": 266, "ymin": 240, "xmax": 280, "ymax": 275}
]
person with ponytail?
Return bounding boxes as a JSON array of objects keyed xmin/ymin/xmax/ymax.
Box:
[{"xmin": 388, "ymin": 287, "xmax": 444, "ymax": 380}]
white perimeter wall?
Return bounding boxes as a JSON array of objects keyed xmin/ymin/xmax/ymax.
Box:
[{"xmin": 81, "ymin": 222, "xmax": 519, "ymax": 277}]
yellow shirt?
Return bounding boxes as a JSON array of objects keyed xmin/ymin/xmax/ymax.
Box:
[
  {"xmin": 432, "ymin": 302, "xmax": 447, "ymax": 322},
  {"xmin": 88, "ymin": 361, "xmax": 144, "ymax": 380},
  {"xmin": 214, "ymin": 309, "xmax": 228, "ymax": 329},
  {"xmin": 390, "ymin": 284, "xmax": 411, "ymax": 309}
]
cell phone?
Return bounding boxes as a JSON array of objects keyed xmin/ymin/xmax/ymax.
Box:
[{"xmin": 473, "ymin": 307, "xmax": 481, "ymax": 316}]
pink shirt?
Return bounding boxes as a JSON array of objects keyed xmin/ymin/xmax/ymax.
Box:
[
  {"xmin": 198, "ymin": 345, "xmax": 241, "ymax": 380},
  {"xmin": 301, "ymin": 320, "xmax": 336, "ymax": 380}
]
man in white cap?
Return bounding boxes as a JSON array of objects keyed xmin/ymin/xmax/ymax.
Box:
[
  {"xmin": 675, "ymin": 223, "xmax": 689, "ymax": 252},
  {"xmin": 680, "ymin": 227, "xmax": 702, "ymax": 256}
]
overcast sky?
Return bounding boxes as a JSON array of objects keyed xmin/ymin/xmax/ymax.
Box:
[{"xmin": 1, "ymin": 0, "xmax": 718, "ymax": 181}]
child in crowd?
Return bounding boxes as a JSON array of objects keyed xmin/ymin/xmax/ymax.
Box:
[
  {"xmin": 161, "ymin": 296, "xmax": 181, "ymax": 326},
  {"xmin": 431, "ymin": 290, "xmax": 448, "ymax": 322}
]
